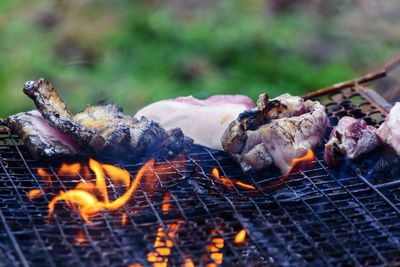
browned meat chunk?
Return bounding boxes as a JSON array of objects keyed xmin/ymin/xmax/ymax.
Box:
[
  {"xmin": 324, "ymin": 116, "xmax": 379, "ymax": 166},
  {"xmin": 222, "ymin": 94, "xmax": 327, "ymax": 174}
]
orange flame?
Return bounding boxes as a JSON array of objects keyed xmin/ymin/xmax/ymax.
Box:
[
  {"xmin": 233, "ymin": 228, "xmax": 246, "ymax": 245},
  {"xmin": 269, "ymin": 149, "xmax": 315, "ymax": 189},
  {"xmin": 81, "ymin": 165, "xmax": 91, "ymax": 180},
  {"xmin": 147, "ymin": 222, "xmax": 181, "ymax": 267},
  {"xmin": 48, "ymin": 158, "xmax": 155, "ymax": 224},
  {"xmin": 102, "ymin": 163, "xmax": 131, "ymax": 188},
  {"xmin": 235, "ymin": 181, "xmax": 256, "ymax": 190},
  {"xmin": 89, "ymin": 159, "xmax": 109, "ymax": 204},
  {"xmin": 129, "ymin": 264, "xmax": 144, "ymax": 267},
  {"xmin": 59, "ymin": 163, "xmax": 81, "ymax": 176},
  {"xmin": 76, "ymin": 181, "xmax": 96, "ymax": 191},
  {"xmin": 27, "ymin": 189, "xmax": 44, "ymax": 200},
  {"xmin": 286, "ymin": 149, "xmax": 314, "ymax": 175},
  {"xmin": 37, "ymin": 168, "xmax": 53, "ymax": 186},
  {"xmin": 211, "ymin": 168, "xmax": 256, "ymax": 190},
  {"xmin": 161, "ymin": 192, "xmax": 172, "ymax": 214},
  {"xmin": 75, "ymin": 229, "xmax": 88, "ymax": 245}
]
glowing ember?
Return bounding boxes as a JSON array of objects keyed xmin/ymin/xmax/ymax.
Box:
[
  {"xmin": 47, "ymin": 158, "xmax": 155, "ymax": 224},
  {"xmin": 205, "ymin": 231, "xmax": 224, "ymax": 265},
  {"xmin": 161, "ymin": 192, "xmax": 172, "ymax": 214},
  {"xmin": 75, "ymin": 230, "xmax": 88, "ymax": 245},
  {"xmin": 210, "ymin": 168, "xmax": 256, "ymax": 190},
  {"xmin": 147, "ymin": 222, "xmax": 181, "ymax": 267},
  {"xmin": 128, "ymin": 264, "xmax": 144, "ymax": 267},
  {"xmin": 37, "ymin": 168, "xmax": 53, "ymax": 186},
  {"xmin": 121, "ymin": 213, "xmax": 127, "ymax": 226},
  {"xmin": 184, "ymin": 257, "xmax": 195, "ymax": 267},
  {"xmin": 27, "ymin": 189, "xmax": 44, "ymax": 200},
  {"xmin": 233, "ymin": 228, "xmax": 247, "ymax": 245}
]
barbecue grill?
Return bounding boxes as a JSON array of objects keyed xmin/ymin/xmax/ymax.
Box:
[{"xmin": 1, "ymin": 84, "xmax": 400, "ymax": 267}]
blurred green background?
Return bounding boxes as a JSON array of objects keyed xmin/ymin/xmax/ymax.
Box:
[{"xmin": 0, "ymin": 0, "xmax": 399, "ymax": 117}]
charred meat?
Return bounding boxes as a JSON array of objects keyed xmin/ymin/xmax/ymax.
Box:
[
  {"xmin": 324, "ymin": 116, "xmax": 379, "ymax": 166},
  {"xmin": 23, "ymin": 79, "xmax": 102, "ymax": 151},
  {"xmin": 135, "ymin": 95, "xmax": 254, "ymax": 150},
  {"xmin": 222, "ymin": 94, "xmax": 327, "ymax": 174},
  {"xmin": 7, "ymin": 110, "xmax": 80, "ymax": 158},
  {"xmin": 12, "ymin": 79, "xmax": 192, "ymax": 158}
]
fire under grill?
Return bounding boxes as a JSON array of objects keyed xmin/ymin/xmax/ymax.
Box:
[{"xmin": 1, "ymin": 86, "xmax": 400, "ymax": 267}]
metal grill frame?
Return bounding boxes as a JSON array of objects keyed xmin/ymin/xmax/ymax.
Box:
[{"xmin": 1, "ymin": 85, "xmax": 400, "ymax": 266}]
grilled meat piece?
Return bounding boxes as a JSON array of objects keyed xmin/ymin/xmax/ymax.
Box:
[
  {"xmin": 324, "ymin": 116, "xmax": 379, "ymax": 166},
  {"xmin": 20, "ymin": 79, "xmax": 192, "ymax": 158},
  {"xmin": 376, "ymin": 102, "xmax": 400, "ymax": 155},
  {"xmin": 221, "ymin": 93, "xmax": 305, "ymax": 154},
  {"xmin": 7, "ymin": 110, "xmax": 80, "ymax": 158},
  {"xmin": 75, "ymin": 104, "xmax": 192, "ymax": 156},
  {"xmin": 222, "ymin": 94, "xmax": 327, "ymax": 174},
  {"xmin": 135, "ymin": 95, "xmax": 254, "ymax": 150},
  {"xmin": 23, "ymin": 79, "xmax": 103, "ymax": 151}
]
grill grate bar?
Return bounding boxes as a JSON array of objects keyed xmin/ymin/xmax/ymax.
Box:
[
  {"xmin": 2, "ymin": 85, "xmax": 400, "ymax": 266},
  {"xmin": 141, "ymin": 188, "xmax": 187, "ymax": 265},
  {"xmin": 249, "ymin": 172, "xmax": 338, "ymax": 266},
  {"xmin": 355, "ymin": 171, "xmax": 400, "ymax": 216},
  {"xmin": 8, "ymin": 132, "xmax": 87, "ymax": 267},
  {"xmin": 47, "ymin": 165, "xmax": 117, "ymax": 265},
  {"xmin": 300, "ymin": 165, "xmax": 388, "ymax": 264},
  {"xmin": 318, "ymin": 158, "xmax": 400, "ymax": 247},
  {"xmin": 150, "ymin": 159, "xmax": 220, "ymax": 266},
  {"xmin": 187, "ymin": 154, "xmax": 252, "ymax": 266},
  {"xmin": 203, "ymin": 148, "xmax": 298, "ymax": 265},
  {"xmin": 0, "ymin": 159, "xmax": 57, "ymax": 267},
  {"xmin": 0, "ymin": 209, "xmax": 29, "ymax": 267}
]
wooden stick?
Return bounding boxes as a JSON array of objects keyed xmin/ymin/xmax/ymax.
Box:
[{"xmin": 303, "ymin": 54, "xmax": 400, "ymax": 100}]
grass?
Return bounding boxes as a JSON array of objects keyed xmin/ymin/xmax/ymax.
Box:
[{"xmin": 0, "ymin": 0, "xmax": 397, "ymax": 117}]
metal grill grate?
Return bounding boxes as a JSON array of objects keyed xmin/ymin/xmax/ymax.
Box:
[{"xmin": 1, "ymin": 86, "xmax": 400, "ymax": 266}]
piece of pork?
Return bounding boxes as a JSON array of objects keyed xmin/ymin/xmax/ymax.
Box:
[
  {"xmin": 222, "ymin": 94, "xmax": 327, "ymax": 174},
  {"xmin": 135, "ymin": 95, "xmax": 254, "ymax": 150},
  {"xmin": 221, "ymin": 93, "xmax": 306, "ymax": 154},
  {"xmin": 73, "ymin": 104, "xmax": 182, "ymax": 155},
  {"xmin": 324, "ymin": 116, "xmax": 379, "ymax": 166},
  {"xmin": 376, "ymin": 102, "xmax": 400, "ymax": 155},
  {"xmin": 21, "ymin": 79, "xmax": 192, "ymax": 157},
  {"xmin": 7, "ymin": 110, "xmax": 80, "ymax": 158}
]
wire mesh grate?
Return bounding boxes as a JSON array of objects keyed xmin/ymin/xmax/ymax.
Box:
[{"xmin": 1, "ymin": 86, "xmax": 400, "ymax": 266}]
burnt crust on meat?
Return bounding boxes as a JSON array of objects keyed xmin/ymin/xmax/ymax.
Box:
[
  {"xmin": 222, "ymin": 93, "xmax": 305, "ymax": 154},
  {"xmin": 7, "ymin": 110, "xmax": 80, "ymax": 158},
  {"xmin": 23, "ymin": 79, "xmax": 103, "ymax": 152},
  {"xmin": 18, "ymin": 78, "xmax": 193, "ymax": 158},
  {"xmin": 222, "ymin": 93, "xmax": 327, "ymax": 174}
]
